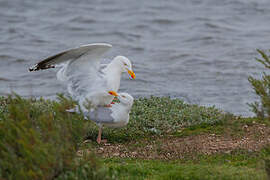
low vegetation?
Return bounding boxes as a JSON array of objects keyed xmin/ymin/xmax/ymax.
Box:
[
  {"xmin": 104, "ymin": 147, "xmax": 270, "ymax": 180},
  {"xmin": 86, "ymin": 96, "xmax": 228, "ymax": 143},
  {"xmin": 0, "ymin": 94, "xmax": 269, "ymax": 179},
  {"xmin": 0, "ymin": 94, "xmax": 235, "ymax": 179},
  {"xmin": 0, "ymin": 95, "xmax": 110, "ymax": 180}
]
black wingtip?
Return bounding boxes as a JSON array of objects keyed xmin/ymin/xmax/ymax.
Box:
[
  {"xmin": 29, "ymin": 64, "xmax": 56, "ymax": 72},
  {"xmin": 29, "ymin": 64, "xmax": 38, "ymax": 72}
]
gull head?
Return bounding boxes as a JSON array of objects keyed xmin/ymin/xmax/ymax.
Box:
[
  {"xmin": 113, "ymin": 56, "xmax": 136, "ymax": 79},
  {"xmin": 118, "ymin": 93, "xmax": 134, "ymax": 107}
]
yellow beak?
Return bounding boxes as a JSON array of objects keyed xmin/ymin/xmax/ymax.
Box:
[
  {"xmin": 127, "ymin": 69, "xmax": 136, "ymax": 79},
  {"xmin": 108, "ymin": 91, "xmax": 118, "ymax": 96}
]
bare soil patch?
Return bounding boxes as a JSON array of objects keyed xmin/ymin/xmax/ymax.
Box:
[{"xmin": 86, "ymin": 123, "xmax": 270, "ymax": 160}]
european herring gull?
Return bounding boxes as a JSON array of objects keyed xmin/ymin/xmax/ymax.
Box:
[
  {"xmin": 87, "ymin": 92, "xmax": 134, "ymax": 144},
  {"xmin": 29, "ymin": 43, "xmax": 135, "ymax": 110}
]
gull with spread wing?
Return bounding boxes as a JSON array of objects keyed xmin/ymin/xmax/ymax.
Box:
[{"xmin": 29, "ymin": 43, "xmax": 135, "ymax": 111}]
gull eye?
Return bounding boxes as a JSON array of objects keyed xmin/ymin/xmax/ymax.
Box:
[
  {"xmin": 121, "ymin": 95, "xmax": 126, "ymax": 98},
  {"xmin": 124, "ymin": 63, "xmax": 127, "ymax": 66}
]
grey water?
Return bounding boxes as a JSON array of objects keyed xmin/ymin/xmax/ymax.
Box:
[{"xmin": 1, "ymin": 0, "xmax": 270, "ymax": 116}]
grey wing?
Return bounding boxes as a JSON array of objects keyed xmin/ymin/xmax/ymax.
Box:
[
  {"xmin": 29, "ymin": 43, "xmax": 112, "ymax": 99},
  {"xmin": 88, "ymin": 107, "xmax": 114, "ymax": 124},
  {"xmin": 29, "ymin": 43, "xmax": 112, "ymax": 71}
]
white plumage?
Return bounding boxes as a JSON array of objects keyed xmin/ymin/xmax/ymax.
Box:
[
  {"xmin": 29, "ymin": 43, "xmax": 135, "ymax": 111},
  {"xmin": 86, "ymin": 92, "xmax": 134, "ymax": 143}
]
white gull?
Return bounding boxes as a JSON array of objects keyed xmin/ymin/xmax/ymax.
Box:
[
  {"xmin": 29, "ymin": 43, "xmax": 135, "ymax": 111},
  {"xmin": 86, "ymin": 92, "xmax": 134, "ymax": 144}
]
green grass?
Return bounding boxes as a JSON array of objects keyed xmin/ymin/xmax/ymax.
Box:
[
  {"xmin": 172, "ymin": 115, "xmax": 263, "ymax": 138},
  {"xmin": 105, "ymin": 159, "xmax": 266, "ymax": 180},
  {"xmin": 104, "ymin": 147, "xmax": 270, "ymax": 180}
]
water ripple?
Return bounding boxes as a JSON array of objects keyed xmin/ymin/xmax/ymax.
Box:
[{"xmin": 0, "ymin": 0, "xmax": 270, "ymax": 116}]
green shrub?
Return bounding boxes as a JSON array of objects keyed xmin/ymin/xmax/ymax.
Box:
[
  {"xmin": 0, "ymin": 94, "xmax": 109, "ymax": 180},
  {"xmin": 248, "ymin": 49, "xmax": 270, "ymax": 120}
]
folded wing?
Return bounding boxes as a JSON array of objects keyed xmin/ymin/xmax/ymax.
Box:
[{"xmin": 88, "ymin": 107, "xmax": 114, "ymax": 124}]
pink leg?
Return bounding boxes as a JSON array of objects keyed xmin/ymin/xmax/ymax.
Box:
[
  {"xmin": 97, "ymin": 127, "xmax": 102, "ymax": 144},
  {"xmin": 96, "ymin": 127, "xmax": 107, "ymax": 144}
]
